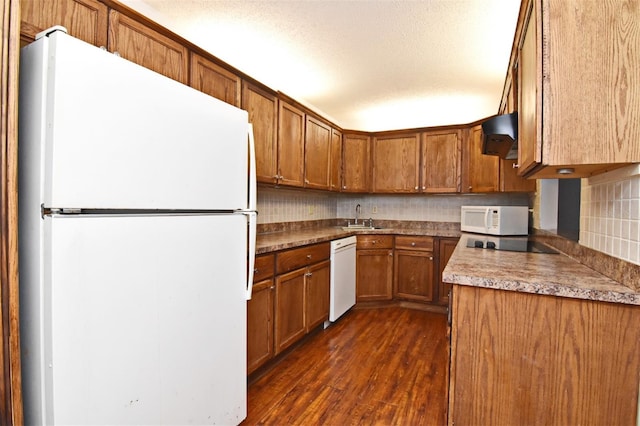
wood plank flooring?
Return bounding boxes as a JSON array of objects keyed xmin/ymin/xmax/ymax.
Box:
[{"xmin": 242, "ymin": 306, "xmax": 449, "ymax": 425}]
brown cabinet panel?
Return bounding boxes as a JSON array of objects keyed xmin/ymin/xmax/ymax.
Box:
[
  {"xmin": 436, "ymin": 238, "xmax": 458, "ymax": 305},
  {"xmin": 421, "ymin": 130, "xmax": 461, "ymax": 193},
  {"xmin": 394, "ymin": 235, "xmax": 433, "ymax": 251},
  {"xmin": 253, "ymin": 253, "xmax": 274, "ymax": 282},
  {"xmin": 355, "ymin": 235, "xmax": 394, "ymax": 250},
  {"xmin": 277, "ymin": 100, "xmax": 305, "ymax": 187},
  {"xmin": 329, "ymin": 128, "xmax": 342, "ymax": 192},
  {"xmin": 20, "ymin": 0, "xmax": 107, "ymax": 46},
  {"xmin": 274, "ymin": 268, "xmax": 306, "ymax": 354},
  {"xmin": 304, "ymin": 259, "xmax": 330, "ymax": 332},
  {"xmin": 449, "ymin": 285, "xmax": 640, "ymax": 424},
  {"xmin": 356, "ymin": 248, "xmax": 393, "ymax": 302},
  {"xmin": 500, "ymin": 159, "xmax": 536, "ymax": 192},
  {"xmin": 304, "ymin": 116, "xmax": 331, "ymax": 190},
  {"xmin": 342, "ymin": 133, "xmax": 370, "ymax": 192},
  {"xmin": 108, "ymin": 11, "xmax": 188, "ymax": 84},
  {"xmin": 463, "ymin": 125, "xmax": 499, "ymax": 193},
  {"xmin": 372, "ymin": 133, "xmax": 420, "ymax": 193},
  {"xmin": 190, "ymin": 53, "xmax": 241, "ymax": 107},
  {"xmin": 394, "ymin": 250, "xmax": 434, "ymax": 302},
  {"xmin": 242, "ymin": 82, "xmax": 278, "ymax": 184},
  {"xmin": 276, "ymin": 243, "xmax": 330, "ymax": 274},
  {"xmin": 247, "ymin": 278, "xmax": 274, "ymax": 374}
]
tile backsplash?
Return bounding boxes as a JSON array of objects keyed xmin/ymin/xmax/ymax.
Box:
[
  {"xmin": 257, "ymin": 186, "xmax": 530, "ymax": 225},
  {"xmin": 580, "ymin": 165, "xmax": 640, "ymax": 266}
]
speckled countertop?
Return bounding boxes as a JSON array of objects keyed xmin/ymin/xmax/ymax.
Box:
[
  {"xmin": 256, "ymin": 225, "xmax": 460, "ymax": 254},
  {"xmin": 443, "ymin": 233, "xmax": 640, "ymax": 306}
]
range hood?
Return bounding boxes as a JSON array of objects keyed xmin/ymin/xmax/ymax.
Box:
[{"xmin": 481, "ymin": 112, "xmax": 518, "ymax": 160}]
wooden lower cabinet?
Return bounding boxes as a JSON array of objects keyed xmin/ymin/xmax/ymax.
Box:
[
  {"xmin": 356, "ymin": 236, "xmax": 394, "ymax": 301},
  {"xmin": 274, "ymin": 268, "xmax": 306, "ymax": 354},
  {"xmin": 449, "ymin": 285, "xmax": 640, "ymax": 425},
  {"xmin": 247, "ymin": 254, "xmax": 275, "ymax": 374},
  {"xmin": 436, "ymin": 237, "xmax": 458, "ymax": 305},
  {"xmin": 274, "ymin": 243, "xmax": 330, "ymax": 355},
  {"xmin": 304, "ymin": 259, "xmax": 330, "ymax": 332},
  {"xmin": 394, "ymin": 236, "xmax": 434, "ymax": 302}
]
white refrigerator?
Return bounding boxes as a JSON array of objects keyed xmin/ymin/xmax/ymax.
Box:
[{"xmin": 18, "ymin": 27, "xmax": 257, "ymax": 425}]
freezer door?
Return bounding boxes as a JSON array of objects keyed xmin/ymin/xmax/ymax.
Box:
[
  {"xmin": 21, "ymin": 30, "xmax": 249, "ymax": 210},
  {"xmin": 24, "ymin": 215, "xmax": 247, "ymax": 425}
]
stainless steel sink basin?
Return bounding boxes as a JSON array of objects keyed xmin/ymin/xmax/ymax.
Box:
[{"xmin": 341, "ymin": 225, "xmax": 385, "ymax": 231}]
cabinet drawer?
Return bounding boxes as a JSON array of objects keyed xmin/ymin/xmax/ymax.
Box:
[
  {"xmin": 276, "ymin": 242, "xmax": 330, "ymax": 274},
  {"xmin": 254, "ymin": 254, "xmax": 275, "ymax": 282},
  {"xmin": 356, "ymin": 235, "xmax": 394, "ymax": 250},
  {"xmin": 395, "ymin": 236, "xmax": 434, "ymax": 251}
]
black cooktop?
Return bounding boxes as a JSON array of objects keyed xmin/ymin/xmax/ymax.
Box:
[{"xmin": 465, "ymin": 236, "xmax": 559, "ymax": 254}]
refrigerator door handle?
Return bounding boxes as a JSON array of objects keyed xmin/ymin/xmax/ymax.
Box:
[
  {"xmin": 244, "ymin": 210, "xmax": 257, "ymax": 300},
  {"xmin": 248, "ymin": 123, "xmax": 257, "ymax": 212}
]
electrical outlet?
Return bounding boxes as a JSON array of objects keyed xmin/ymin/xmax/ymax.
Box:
[
  {"xmin": 308, "ymin": 205, "xmax": 315, "ymax": 215},
  {"xmin": 372, "ymin": 206, "xmax": 378, "ymax": 214}
]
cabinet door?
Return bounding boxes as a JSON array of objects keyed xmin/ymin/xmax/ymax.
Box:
[
  {"xmin": 421, "ymin": 130, "xmax": 461, "ymax": 193},
  {"xmin": 277, "ymin": 101, "xmax": 305, "ymax": 187},
  {"xmin": 356, "ymin": 249, "xmax": 393, "ymax": 301},
  {"xmin": 20, "ymin": 0, "xmax": 107, "ymax": 46},
  {"xmin": 242, "ymin": 82, "xmax": 278, "ymax": 184},
  {"xmin": 463, "ymin": 125, "xmax": 499, "ymax": 193},
  {"xmin": 190, "ymin": 53, "xmax": 241, "ymax": 107},
  {"xmin": 108, "ymin": 11, "xmax": 188, "ymax": 84},
  {"xmin": 342, "ymin": 133, "xmax": 370, "ymax": 192},
  {"xmin": 274, "ymin": 268, "xmax": 306, "ymax": 354},
  {"xmin": 436, "ymin": 238, "xmax": 458, "ymax": 305},
  {"xmin": 305, "ymin": 260, "xmax": 330, "ymax": 332},
  {"xmin": 304, "ymin": 116, "xmax": 331, "ymax": 190},
  {"xmin": 517, "ymin": 0, "xmax": 540, "ymax": 175},
  {"xmin": 329, "ymin": 128, "xmax": 342, "ymax": 192},
  {"xmin": 247, "ymin": 278, "xmax": 274, "ymax": 374},
  {"xmin": 372, "ymin": 133, "xmax": 420, "ymax": 193},
  {"xmin": 394, "ymin": 250, "xmax": 434, "ymax": 302},
  {"xmin": 500, "ymin": 159, "xmax": 536, "ymax": 192}
]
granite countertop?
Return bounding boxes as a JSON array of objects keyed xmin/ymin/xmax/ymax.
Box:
[
  {"xmin": 256, "ymin": 225, "xmax": 460, "ymax": 254},
  {"xmin": 443, "ymin": 233, "xmax": 640, "ymax": 306}
]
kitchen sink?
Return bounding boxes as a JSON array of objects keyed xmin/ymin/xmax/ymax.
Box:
[{"xmin": 341, "ymin": 225, "xmax": 385, "ymax": 231}]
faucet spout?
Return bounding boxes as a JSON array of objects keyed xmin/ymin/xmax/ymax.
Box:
[{"xmin": 355, "ymin": 204, "xmax": 361, "ymax": 225}]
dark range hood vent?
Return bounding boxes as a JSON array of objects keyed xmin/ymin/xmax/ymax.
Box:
[{"xmin": 481, "ymin": 112, "xmax": 518, "ymax": 160}]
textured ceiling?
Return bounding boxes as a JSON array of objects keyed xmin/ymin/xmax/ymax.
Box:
[{"xmin": 121, "ymin": 0, "xmax": 520, "ymax": 131}]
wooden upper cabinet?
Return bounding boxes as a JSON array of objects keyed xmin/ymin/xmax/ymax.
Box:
[
  {"xmin": 329, "ymin": 129, "xmax": 342, "ymax": 192},
  {"xmin": 190, "ymin": 53, "xmax": 241, "ymax": 107},
  {"xmin": 108, "ymin": 11, "xmax": 188, "ymax": 84},
  {"xmin": 463, "ymin": 125, "xmax": 499, "ymax": 193},
  {"xmin": 277, "ymin": 100, "xmax": 305, "ymax": 187},
  {"xmin": 342, "ymin": 133, "xmax": 370, "ymax": 192},
  {"xmin": 372, "ymin": 133, "xmax": 420, "ymax": 193},
  {"xmin": 242, "ymin": 82, "xmax": 278, "ymax": 184},
  {"xmin": 304, "ymin": 115, "xmax": 332, "ymax": 190},
  {"xmin": 20, "ymin": 0, "xmax": 107, "ymax": 46},
  {"xmin": 512, "ymin": 0, "xmax": 640, "ymax": 178},
  {"xmin": 421, "ymin": 129, "xmax": 461, "ymax": 193}
]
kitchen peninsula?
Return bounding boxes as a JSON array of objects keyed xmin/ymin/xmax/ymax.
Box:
[{"xmin": 444, "ymin": 234, "xmax": 640, "ymax": 425}]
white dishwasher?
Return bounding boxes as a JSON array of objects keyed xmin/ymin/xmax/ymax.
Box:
[{"xmin": 325, "ymin": 236, "xmax": 357, "ymax": 327}]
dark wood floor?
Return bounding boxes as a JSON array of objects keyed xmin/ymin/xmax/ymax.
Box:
[{"xmin": 242, "ymin": 306, "xmax": 449, "ymax": 425}]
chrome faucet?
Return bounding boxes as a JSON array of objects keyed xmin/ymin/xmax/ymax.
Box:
[{"xmin": 355, "ymin": 204, "xmax": 361, "ymax": 225}]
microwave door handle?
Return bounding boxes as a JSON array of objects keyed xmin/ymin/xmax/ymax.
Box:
[{"xmin": 485, "ymin": 209, "xmax": 491, "ymax": 231}]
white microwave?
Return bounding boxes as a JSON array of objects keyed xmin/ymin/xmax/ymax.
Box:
[{"xmin": 460, "ymin": 205, "xmax": 529, "ymax": 236}]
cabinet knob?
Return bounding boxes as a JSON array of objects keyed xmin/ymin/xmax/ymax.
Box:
[
  {"xmin": 512, "ymin": 163, "xmax": 520, "ymax": 169},
  {"xmin": 306, "ymin": 254, "xmax": 312, "ymax": 259},
  {"xmin": 342, "ymin": 185, "xmax": 347, "ymax": 189},
  {"xmin": 254, "ymin": 268, "xmax": 259, "ymax": 273},
  {"xmin": 411, "ymin": 242, "xmax": 416, "ymax": 247},
  {"xmin": 305, "ymin": 272, "xmax": 313, "ymax": 277},
  {"xmin": 305, "ymin": 179, "xmax": 309, "ymax": 184},
  {"xmin": 414, "ymin": 186, "xmax": 418, "ymax": 190},
  {"xmin": 372, "ymin": 240, "xmax": 376, "ymax": 244},
  {"xmin": 429, "ymin": 256, "xmax": 433, "ymax": 260},
  {"xmin": 388, "ymin": 251, "xmax": 393, "ymax": 256},
  {"xmin": 422, "ymin": 186, "xmax": 426, "ymax": 190},
  {"xmin": 468, "ymin": 186, "xmax": 472, "ymax": 190}
]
